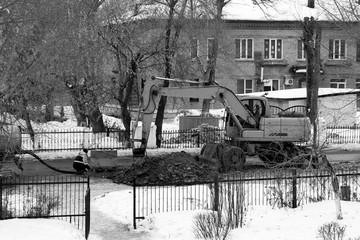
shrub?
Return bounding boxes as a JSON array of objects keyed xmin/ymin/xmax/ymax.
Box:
[
  {"xmin": 23, "ymin": 192, "xmax": 60, "ymax": 217},
  {"xmin": 316, "ymin": 222, "xmax": 346, "ymax": 240},
  {"xmin": 1, "ymin": 200, "xmax": 14, "ymax": 219},
  {"xmin": 193, "ymin": 211, "xmax": 231, "ymax": 240}
]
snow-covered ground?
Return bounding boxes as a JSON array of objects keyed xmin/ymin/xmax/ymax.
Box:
[
  {"xmin": 2, "ymin": 192, "xmax": 360, "ymax": 240},
  {"xmin": 2, "ymin": 108, "xmax": 360, "ymax": 240}
]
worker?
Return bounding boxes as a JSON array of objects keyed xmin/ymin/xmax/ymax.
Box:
[{"xmin": 73, "ymin": 149, "xmax": 92, "ymax": 174}]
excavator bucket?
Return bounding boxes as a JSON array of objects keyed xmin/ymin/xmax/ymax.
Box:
[{"xmin": 200, "ymin": 143, "xmax": 246, "ymax": 172}]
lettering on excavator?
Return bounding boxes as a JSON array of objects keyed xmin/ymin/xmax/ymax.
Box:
[{"xmin": 269, "ymin": 133, "xmax": 288, "ymax": 136}]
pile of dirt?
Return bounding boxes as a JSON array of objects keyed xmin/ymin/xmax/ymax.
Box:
[{"xmin": 96, "ymin": 151, "xmax": 218, "ymax": 185}]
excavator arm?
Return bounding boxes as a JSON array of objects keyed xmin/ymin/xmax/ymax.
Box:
[{"xmin": 137, "ymin": 76, "xmax": 258, "ymax": 152}]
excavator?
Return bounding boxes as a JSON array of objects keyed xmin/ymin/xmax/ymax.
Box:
[{"xmin": 134, "ymin": 76, "xmax": 313, "ymax": 171}]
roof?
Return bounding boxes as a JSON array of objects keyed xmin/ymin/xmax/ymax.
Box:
[
  {"xmin": 223, "ymin": 0, "xmax": 327, "ymax": 21},
  {"xmin": 236, "ymin": 88, "xmax": 360, "ymax": 100}
]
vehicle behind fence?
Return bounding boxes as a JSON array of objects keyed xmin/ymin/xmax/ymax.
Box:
[
  {"xmin": 0, "ymin": 174, "xmax": 90, "ymax": 239},
  {"xmin": 133, "ymin": 167, "xmax": 360, "ymax": 229}
]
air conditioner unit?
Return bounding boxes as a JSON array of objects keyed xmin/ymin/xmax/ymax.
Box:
[{"xmin": 284, "ymin": 79, "xmax": 294, "ymax": 86}]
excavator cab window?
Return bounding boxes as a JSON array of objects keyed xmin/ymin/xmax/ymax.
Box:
[{"xmin": 242, "ymin": 99, "xmax": 265, "ymax": 119}]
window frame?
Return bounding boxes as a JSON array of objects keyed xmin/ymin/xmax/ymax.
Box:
[
  {"xmin": 263, "ymin": 79, "xmax": 280, "ymax": 91},
  {"xmin": 264, "ymin": 38, "xmax": 283, "ymax": 60},
  {"xmin": 235, "ymin": 38, "xmax": 254, "ymax": 60},
  {"xmin": 330, "ymin": 79, "xmax": 346, "ymax": 88},
  {"xmin": 297, "ymin": 39, "xmax": 306, "ymax": 60},
  {"xmin": 207, "ymin": 38, "xmax": 214, "ymax": 60},
  {"xmin": 190, "ymin": 38, "xmax": 199, "ymax": 59},
  {"xmin": 237, "ymin": 79, "xmax": 254, "ymax": 94},
  {"xmin": 329, "ymin": 39, "xmax": 346, "ymax": 60}
]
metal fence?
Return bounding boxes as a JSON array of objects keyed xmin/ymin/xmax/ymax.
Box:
[
  {"xmin": 160, "ymin": 128, "xmax": 227, "ymax": 148},
  {"xmin": 21, "ymin": 128, "xmax": 129, "ymax": 152},
  {"xmin": 133, "ymin": 168, "xmax": 360, "ymax": 228},
  {"xmin": 19, "ymin": 125, "xmax": 360, "ymax": 152},
  {"xmin": 326, "ymin": 125, "xmax": 360, "ymax": 144},
  {"xmin": 21, "ymin": 128, "xmax": 227, "ymax": 152},
  {"xmin": 0, "ymin": 174, "xmax": 90, "ymax": 239}
]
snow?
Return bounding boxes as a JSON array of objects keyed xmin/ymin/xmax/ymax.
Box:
[
  {"xmin": 237, "ymin": 88, "xmax": 360, "ymax": 100},
  {"xmin": 2, "ymin": 110, "xmax": 360, "ymax": 240},
  {"xmin": 224, "ymin": 0, "xmax": 326, "ymax": 21},
  {"xmin": 3, "ymin": 191, "xmax": 360, "ymax": 240}
]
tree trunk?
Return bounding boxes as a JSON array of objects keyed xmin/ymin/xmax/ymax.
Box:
[
  {"xmin": 303, "ymin": 16, "xmax": 321, "ymax": 147},
  {"xmin": 155, "ymin": 3, "xmax": 175, "ymax": 148},
  {"xmin": 201, "ymin": 1, "xmax": 224, "ymax": 114},
  {"xmin": 322, "ymin": 155, "xmax": 343, "ymax": 220},
  {"xmin": 87, "ymin": 107, "xmax": 105, "ymax": 133}
]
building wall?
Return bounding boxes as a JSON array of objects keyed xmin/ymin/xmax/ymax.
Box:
[
  {"xmin": 190, "ymin": 21, "xmax": 360, "ymax": 94},
  {"xmin": 318, "ymin": 94, "xmax": 357, "ymax": 126}
]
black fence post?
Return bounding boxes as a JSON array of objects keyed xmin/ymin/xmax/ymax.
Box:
[
  {"xmin": 292, "ymin": 170, "xmax": 297, "ymax": 208},
  {"xmin": 0, "ymin": 177, "xmax": 2, "ymax": 220},
  {"xmin": 214, "ymin": 174, "xmax": 219, "ymax": 211},
  {"xmin": 85, "ymin": 186, "xmax": 90, "ymax": 239},
  {"xmin": 197, "ymin": 132, "xmax": 200, "ymax": 148}
]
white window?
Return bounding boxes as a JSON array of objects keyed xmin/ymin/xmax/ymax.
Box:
[
  {"xmin": 190, "ymin": 38, "xmax": 198, "ymax": 59},
  {"xmin": 329, "ymin": 39, "xmax": 346, "ymax": 60},
  {"xmin": 297, "ymin": 39, "xmax": 306, "ymax": 60},
  {"xmin": 330, "ymin": 79, "xmax": 346, "ymax": 88},
  {"xmin": 263, "ymin": 79, "xmax": 280, "ymax": 91},
  {"xmin": 235, "ymin": 38, "xmax": 253, "ymax": 59},
  {"xmin": 264, "ymin": 39, "xmax": 282, "ymax": 59},
  {"xmin": 207, "ymin": 38, "xmax": 214, "ymax": 59},
  {"xmin": 237, "ymin": 79, "xmax": 253, "ymax": 94}
]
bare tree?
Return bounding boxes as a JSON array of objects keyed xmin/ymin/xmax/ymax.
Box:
[
  {"xmin": 49, "ymin": 0, "xmax": 107, "ymax": 132},
  {"xmin": 99, "ymin": 0, "xmax": 162, "ymax": 145}
]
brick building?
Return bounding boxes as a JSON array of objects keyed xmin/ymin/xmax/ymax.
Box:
[
  {"xmin": 190, "ymin": 20, "xmax": 360, "ymax": 93},
  {"xmin": 183, "ymin": 19, "xmax": 360, "ymax": 111}
]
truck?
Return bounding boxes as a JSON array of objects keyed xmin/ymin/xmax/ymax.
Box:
[{"xmin": 134, "ymin": 76, "xmax": 312, "ymax": 170}]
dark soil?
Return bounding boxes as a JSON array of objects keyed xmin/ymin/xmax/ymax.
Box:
[{"xmin": 92, "ymin": 151, "xmax": 219, "ymax": 185}]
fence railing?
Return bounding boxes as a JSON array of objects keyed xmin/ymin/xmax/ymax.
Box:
[
  {"xmin": 160, "ymin": 128, "xmax": 227, "ymax": 148},
  {"xmin": 133, "ymin": 168, "xmax": 360, "ymax": 228},
  {"xmin": 326, "ymin": 125, "xmax": 360, "ymax": 144},
  {"xmin": 21, "ymin": 128, "xmax": 129, "ymax": 152},
  {"xmin": 21, "ymin": 128, "xmax": 227, "ymax": 152},
  {"xmin": 0, "ymin": 175, "xmax": 90, "ymax": 239},
  {"xmin": 19, "ymin": 125, "xmax": 360, "ymax": 152}
]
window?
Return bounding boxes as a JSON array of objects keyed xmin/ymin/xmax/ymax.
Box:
[
  {"xmin": 329, "ymin": 39, "xmax": 346, "ymax": 60},
  {"xmin": 235, "ymin": 38, "xmax": 253, "ymax": 59},
  {"xmin": 297, "ymin": 39, "xmax": 306, "ymax": 60},
  {"xmin": 190, "ymin": 38, "xmax": 198, "ymax": 59},
  {"xmin": 190, "ymin": 79, "xmax": 199, "ymax": 102},
  {"xmin": 330, "ymin": 79, "xmax": 346, "ymax": 88},
  {"xmin": 264, "ymin": 39, "xmax": 282, "ymax": 59},
  {"xmin": 207, "ymin": 38, "xmax": 214, "ymax": 59},
  {"xmin": 356, "ymin": 79, "xmax": 360, "ymax": 108},
  {"xmin": 237, "ymin": 79, "xmax": 253, "ymax": 94},
  {"xmin": 263, "ymin": 79, "xmax": 280, "ymax": 91},
  {"xmin": 357, "ymin": 41, "xmax": 360, "ymax": 62}
]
